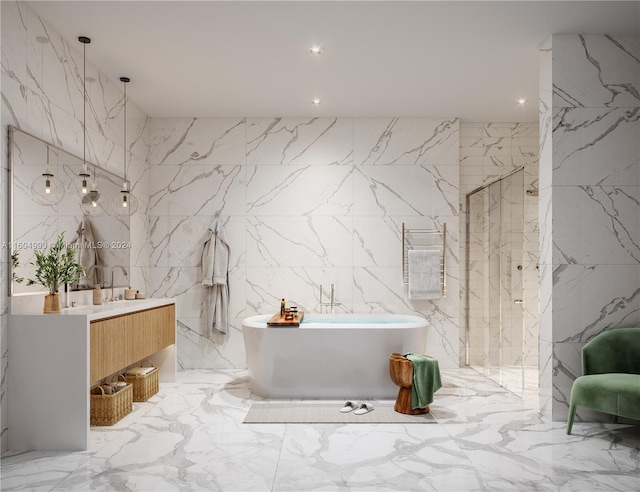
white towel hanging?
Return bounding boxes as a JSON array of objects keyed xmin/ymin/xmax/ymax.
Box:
[{"xmin": 408, "ymin": 249, "xmax": 441, "ymax": 300}]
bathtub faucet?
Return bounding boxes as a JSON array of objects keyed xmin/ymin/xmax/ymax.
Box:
[{"xmin": 319, "ymin": 283, "xmax": 341, "ymax": 314}]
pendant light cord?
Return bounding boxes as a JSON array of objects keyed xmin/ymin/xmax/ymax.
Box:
[
  {"xmin": 78, "ymin": 36, "xmax": 91, "ymax": 181},
  {"xmin": 123, "ymin": 80, "xmax": 127, "ymax": 182},
  {"xmin": 120, "ymin": 77, "xmax": 130, "ymax": 187},
  {"xmin": 83, "ymin": 40, "xmax": 86, "ymax": 174}
]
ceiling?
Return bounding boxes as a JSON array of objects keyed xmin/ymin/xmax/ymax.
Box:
[{"xmin": 27, "ymin": 1, "xmax": 640, "ymax": 122}]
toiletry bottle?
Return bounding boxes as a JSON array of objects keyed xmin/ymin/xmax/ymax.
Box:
[
  {"xmin": 93, "ymin": 285, "xmax": 103, "ymax": 305},
  {"xmin": 280, "ymin": 298, "xmax": 285, "ymax": 317},
  {"xmin": 125, "ymin": 286, "xmax": 135, "ymax": 300}
]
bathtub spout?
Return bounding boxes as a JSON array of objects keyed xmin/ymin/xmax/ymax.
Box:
[
  {"xmin": 329, "ymin": 284, "xmax": 341, "ymax": 314},
  {"xmin": 318, "ymin": 283, "xmax": 341, "ymax": 314},
  {"xmin": 330, "ymin": 284, "xmax": 335, "ymax": 314}
]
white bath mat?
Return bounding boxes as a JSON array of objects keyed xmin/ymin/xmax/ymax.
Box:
[{"xmin": 243, "ymin": 402, "xmax": 437, "ymax": 424}]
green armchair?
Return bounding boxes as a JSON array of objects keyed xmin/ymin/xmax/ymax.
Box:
[{"xmin": 566, "ymin": 327, "xmax": 640, "ymax": 434}]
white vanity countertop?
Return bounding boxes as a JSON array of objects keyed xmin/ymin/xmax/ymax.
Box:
[{"xmin": 11, "ymin": 297, "xmax": 175, "ymax": 321}]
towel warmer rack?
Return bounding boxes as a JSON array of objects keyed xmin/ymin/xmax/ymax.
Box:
[{"xmin": 402, "ymin": 222, "xmax": 446, "ymax": 298}]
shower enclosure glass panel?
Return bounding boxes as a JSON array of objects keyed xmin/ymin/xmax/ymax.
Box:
[{"xmin": 466, "ymin": 169, "xmax": 525, "ymax": 395}]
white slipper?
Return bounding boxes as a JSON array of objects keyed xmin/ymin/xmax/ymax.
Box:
[
  {"xmin": 354, "ymin": 402, "xmax": 374, "ymax": 415},
  {"xmin": 340, "ymin": 400, "xmax": 359, "ymax": 413}
]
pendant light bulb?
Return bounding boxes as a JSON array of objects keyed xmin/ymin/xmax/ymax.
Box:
[
  {"xmin": 80, "ymin": 164, "xmax": 90, "ymax": 194},
  {"xmin": 112, "ymin": 76, "xmax": 139, "ymax": 216},
  {"xmin": 81, "ymin": 185, "xmax": 103, "ymax": 216},
  {"xmin": 114, "ymin": 182, "xmax": 138, "ymax": 216}
]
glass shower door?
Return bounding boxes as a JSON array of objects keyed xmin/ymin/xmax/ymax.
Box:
[
  {"xmin": 466, "ymin": 169, "xmax": 525, "ymax": 395},
  {"xmin": 498, "ymin": 170, "xmax": 525, "ymax": 394}
]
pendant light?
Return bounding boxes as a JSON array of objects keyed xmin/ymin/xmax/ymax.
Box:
[
  {"xmin": 77, "ymin": 35, "xmax": 104, "ymax": 216},
  {"xmin": 30, "ymin": 144, "xmax": 64, "ymax": 206},
  {"xmin": 112, "ymin": 76, "xmax": 139, "ymax": 216},
  {"xmin": 80, "ymin": 161, "xmax": 105, "ymax": 216},
  {"xmin": 78, "ymin": 36, "xmax": 91, "ymax": 196},
  {"xmin": 29, "ymin": 35, "xmax": 64, "ymax": 206}
]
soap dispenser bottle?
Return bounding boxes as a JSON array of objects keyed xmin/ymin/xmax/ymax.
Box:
[
  {"xmin": 93, "ymin": 285, "xmax": 103, "ymax": 305},
  {"xmin": 280, "ymin": 298, "xmax": 285, "ymax": 317},
  {"xmin": 124, "ymin": 286, "xmax": 135, "ymax": 300}
]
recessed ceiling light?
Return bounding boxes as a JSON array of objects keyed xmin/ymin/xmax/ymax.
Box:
[
  {"xmin": 312, "ymin": 98, "xmax": 322, "ymax": 105},
  {"xmin": 517, "ymin": 98, "xmax": 527, "ymax": 105},
  {"xmin": 309, "ymin": 46, "xmax": 323, "ymax": 55}
]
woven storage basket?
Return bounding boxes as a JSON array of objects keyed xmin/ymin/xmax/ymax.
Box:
[
  {"xmin": 90, "ymin": 382, "xmax": 133, "ymax": 426},
  {"xmin": 124, "ymin": 360, "xmax": 159, "ymax": 402}
]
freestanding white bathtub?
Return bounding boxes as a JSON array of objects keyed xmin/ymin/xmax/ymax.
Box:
[{"xmin": 242, "ymin": 314, "xmax": 428, "ymax": 399}]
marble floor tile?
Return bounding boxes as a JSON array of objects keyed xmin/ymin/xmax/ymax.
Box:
[
  {"xmin": 1, "ymin": 368, "xmax": 638, "ymax": 492},
  {"xmin": 446, "ymin": 421, "xmax": 639, "ymax": 492},
  {"xmin": 272, "ymin": 424, "xmax": 484, "ymax": 491}
]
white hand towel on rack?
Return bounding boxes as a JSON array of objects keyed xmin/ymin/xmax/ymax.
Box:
[{"xmin": 408, "ymin": 249, "xmax": 442, "ymax": 300}]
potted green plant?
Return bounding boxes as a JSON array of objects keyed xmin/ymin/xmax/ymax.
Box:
[
  {"xmin": 11, "ymin": 250, "xmax": 24, "ymax": 284},
  {"xmin": 27, "ymin": 232, "xmax": 84, "ymax": 313}
]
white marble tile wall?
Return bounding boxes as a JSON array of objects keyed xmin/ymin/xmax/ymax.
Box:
[
  {"xmin": 0, "ymin": 1, "xmax": 151, "ymax": 452},
  {"xmin": 147, "ymin": 117, "xmax": 460, "ymax": 371},
  {"xmin": 459, "ymin": 122, "xmax": 539, "ymax": 373},
  {"xmin": 538, "ymin": 38, "xmax": 553, "ymax": 420},
  {"xmin": 543, "ymin": 34, "xmax": 640, "ymax": 421}
]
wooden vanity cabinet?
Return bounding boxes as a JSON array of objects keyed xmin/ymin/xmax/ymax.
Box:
[
  {"xmin": 90, "ymin": 304, "xmax": 176, "ymax": 383},
  {"xmin": 90, "ymin": 316, "xmax": 127, "ymax": 383}
]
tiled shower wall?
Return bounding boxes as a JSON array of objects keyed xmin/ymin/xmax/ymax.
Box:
[
  {"xmin": 146, "ymin": 117, "xmax": 461, "ymax": 371},
  {"xmin": 0, "ymin": 1, "xmax": 150, "ymax": 452},
  {"xmin": 459, "ymin": 123, "xmax": 539, "ymax": 368},
  {"xmin": 540, "ymin": 34, "xmax": 640, "ymax": 421}
]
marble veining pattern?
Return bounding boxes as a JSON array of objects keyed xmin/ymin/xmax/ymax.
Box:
[
  {"xmin": 150, "ymin": 118, "xmax": 246, "ymax": 167},
  {"xmin": 553, "ymin": 35, "xmax": 640, "ymax": 109},
  {"xmin": 246, "ymin": 164, "xmax": 354, "ymax": 216},
  {"xmin": 354, "ymin": 118, "xmax": 458, "ymax": 167},
  {"xmin": 544, "ymin": 33, "xmax": 640, "ymax": 421},
  {"xmin": 2, "ymin": 368, "xmax": 638, "ymax": 492},
  {"xmin": 552, "ymin": 107, "xmax": 640, "ymax": 186},
  {"xmin": 552, "ymin": 185, "xmax": 640, "ymax": 265},
  {"xmin": 147, "ymin": 165, "xmax": 246, "ymax": 217},
  {"xmin": 247, "ymin": 117, "xmax": 353, "ymax": 167}
]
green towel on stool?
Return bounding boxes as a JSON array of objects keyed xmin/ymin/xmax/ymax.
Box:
[{"xmin": 404, "ymin": 353, "xmax": 442, "ymax": 409}]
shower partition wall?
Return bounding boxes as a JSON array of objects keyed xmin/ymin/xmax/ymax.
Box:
[{"xmin": 466, "ymin": 168, "xmax": 529, "ymax": 395}]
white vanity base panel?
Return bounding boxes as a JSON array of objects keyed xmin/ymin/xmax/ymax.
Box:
[{"xmin": 9, "ymin": 315, "xmax": 89, "ymax": 451}]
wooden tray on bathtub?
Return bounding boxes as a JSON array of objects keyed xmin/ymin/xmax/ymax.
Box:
[{"xmin": 267, "ymin": 311, "xmax": 304, "ymax": 327}]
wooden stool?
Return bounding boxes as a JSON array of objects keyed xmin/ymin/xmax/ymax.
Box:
[{"xmin": 389, "ymin": 353, "xmax": 430, "ymax": 415}]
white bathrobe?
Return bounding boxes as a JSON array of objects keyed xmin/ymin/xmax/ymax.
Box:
[
  {"xmin": 69, "ymin": 217, "xmax": 101, "ymax": 287},
  {"xmin": 202, "ymin": 218, "xmax": 230, "ymax": 335}
]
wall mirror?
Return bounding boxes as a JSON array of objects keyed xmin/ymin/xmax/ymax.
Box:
[{"xmin": 9, "ymin": 126, "xmax": 131, "ymax": 295}]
